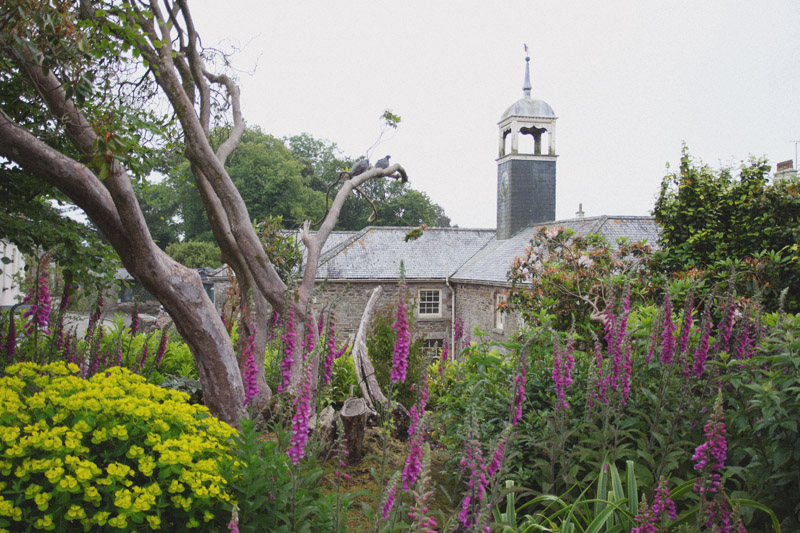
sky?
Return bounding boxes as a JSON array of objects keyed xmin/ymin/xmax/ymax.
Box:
[{"xmin": 191, "ymin": 0, "xmax": 800, "ymax": 228}]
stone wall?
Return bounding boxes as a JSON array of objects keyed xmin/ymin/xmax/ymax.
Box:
[
  {"xmin": 208, "ymin": 277, "xmax": 523, "ymax": 346},
  {"xmin": 312, "ymin": 280, "xmax": 452, "ymax": 343},
  {"xmin": 453, "ymin": 282, "xmax": 522, "ymax": 345}
]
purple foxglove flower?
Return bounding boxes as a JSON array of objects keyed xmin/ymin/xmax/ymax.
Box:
[
  {"xmin": 401, "ymin": 436, "xmax": 423, "ymax": 490},
  {"xmin": 278, "ymin": 307, "xmax": 295, "ymax": 394},
  {"xmin": 653, "ymin": 477, "xmax": 677, "ymax": 521},
  {"xmin": 304, "ymin": 313, "xmax": 316, "ymax": 355},
  {"xmin": 129, "ymin": 303, "xmax": 140, "ymax": 337},
  {"xmin": 512, "ymin": 352, "xmax": 528, "ymax": 424},
  {"xmin": 242, "ymin": 327, "xmax": 260, "ymax": 407},
  {"xmin": 155, "ymin": 328, "xmax": 168, "ymax": 368},
  {"xmin": 287, "ymin": 360, "xmax": 313, "ymax": 465},
  {"xmin": 660, "ymin": 292, "xmax": 677, "ymax": 365},
  {"xmin": 438, "ymin": 342, "xmax": 449, "ymax": 377},
  {"xmin": 22, "ymin": 258, "xmax": 51, "ymax": 335},
  {"xmin": 487, "ymin": 438, "xmax": 505, "ymax": 478},
  {"xmin": 321, "ymin": 313, "xmax": 339, "ymax": 388},
  {"xmin": 391, "ymin": 292, "xmax": 410, "ymax": 384},
  {"xmin": 382, "ymin": 485, "xmax": 396, "ymax": 519},
  {"xmin": 692, "ymin": 396, "xmax": 728, "ymax": 496}
]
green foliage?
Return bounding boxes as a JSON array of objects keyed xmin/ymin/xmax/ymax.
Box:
[
  {"xmin": 366, "ymin": 304, "xmax": 424, "ymax": 409},
  {"xmin": 135, "ymin": 180, "xmax": 182, "ymax": 250},
  {"xmin": 221, "ymin": 418, "xmax": 348, "ymax": 532},
  {"xmin": 165, "ymin": 240, "xmax": 222, "ymax": 269},
  {"xmin": 319, "ymin": 347, "xmax": 358, "ymax": 409},
  {"xmin": 721, "ymin": 312, "xmax": 800, "ymax": 529},
  {"xmin": 435, "ymin": 279, "xmax": 797, "ymax": 529},
  {"xmin": 654, "ymin": 146, "xmax": 800, "ymax": 312},
  {"xmin": 256, "ymin": 215, "xmax": 303, "ymax": 284},
  {"xmin": 0, "ymin": 362, "xmax": 237, "ymax": 531},
  {"xmin": 337, "ymin": 178, "xmax": 451, "ymax": 230}
]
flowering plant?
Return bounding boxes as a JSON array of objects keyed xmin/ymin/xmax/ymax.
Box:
[{"xmin": 0, "ymin": 362, "xmax": 237, "ymax": 531}]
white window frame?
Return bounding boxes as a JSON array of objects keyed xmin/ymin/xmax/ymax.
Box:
[
  {"xmin": 494, "ymin": 292, "xmax": 506, "ymax": 331},
  {"xmin": 421, "ymin": 338, "xmax": 444, "ymax": 358},
  {"xmin": 418, "ymin": 289, "xmax": 442, "ymax": 318}
]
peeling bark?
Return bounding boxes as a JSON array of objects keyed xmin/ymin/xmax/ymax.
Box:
[
  {"xmin": 351, "ymin": 287, "xmax": 389, "ymax": 411},
  {"xmin": 0, "ymin": 1, "xmax": 408, "ymax": 424}
]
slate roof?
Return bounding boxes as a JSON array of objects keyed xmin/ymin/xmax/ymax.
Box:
[
  {"xmin": 315, "ymin": 227, "xmax": 495, "ymax": 280},
  {"xmin": 451, "ymin": 216, "xmax": 659, "ymax": 284}
]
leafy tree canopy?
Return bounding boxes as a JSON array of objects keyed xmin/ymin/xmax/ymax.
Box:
[
  {"xmin": 165, "ymin": 241, "xmax": 222, "ymax": 269},
  {"xmin": 147, "ymin": 128, "xmax": 451, "ymax": 241},
  {"xmin": 653, "ymin": 146, "xmax": 800, "ymax": 311}
]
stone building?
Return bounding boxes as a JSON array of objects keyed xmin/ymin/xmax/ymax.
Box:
[{"xmin": 310, "ymin": 52, "xmax": 659, "ymax": 350}]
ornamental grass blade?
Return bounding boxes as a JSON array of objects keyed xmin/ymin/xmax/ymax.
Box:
[
  {"xmin": 625, "ymin": 460, "xmax": 638, "ymax": 516},
  {"xmin": 593, "ymin": 463, "xmax": 608, "ymax": 519}
]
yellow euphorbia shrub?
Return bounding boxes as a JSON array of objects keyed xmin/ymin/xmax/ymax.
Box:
[{"xmin": 0, "ymin": 362, "xmax": 237, "ymax": 531}]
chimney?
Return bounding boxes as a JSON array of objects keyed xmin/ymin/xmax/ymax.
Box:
[
  {"xmin": 775, "ymin": 160, "xmax": 798, "ymax": 184},
  {"xmin": 575, "ymin": 203, "xmax": 585, "ymax": 218}
]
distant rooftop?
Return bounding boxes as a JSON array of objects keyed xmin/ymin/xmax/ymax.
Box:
[
  {"xmin": 315, "ymin": 227, "xmax": 495, "ymax": 280},
  {"xmin": 452, "ymin": 216, "xmax": 659, "ymax": 284}
]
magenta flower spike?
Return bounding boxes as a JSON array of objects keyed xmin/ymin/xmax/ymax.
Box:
[
  {"xmin": 487, "ymin": 438, "xmax": 505, "ymax": 478},
  {"xmin": 155, "ymin": 328, "xmax": 168, "ymax": 367},
  {"xmin": 438, "ymin": 341, "xmax": 449, "ymax": 377},
  {"xmin": 242, "ymin": 326, "xmax": 260, "ymax": 406},
  {"xmin": 692, "ymin": 396, "xmax": 728, "ymax": 496},
  {"xmin": 660, "ymin": 292, "xmax": 677, "ymax": 365},
  {"xmin": 401, "ymin": 437, "xmax": 423, "ymax": 490},
  {"xmin": 287, "ymin": 360, "xmax": 313, "ymax": 465},
  {"xmin": 304, "ymin": 312, "xmax": 316, "ymax": 355},
  {"xmin": 512, "ymin": 352, "xmax": 528, "ymax": 424},
  {"xmin": 129, "ymin": 303, "xmax": 140, "ymax": 338},
  {"xmin": 321, "ymin": 312, "xmax": 339, "ymax": 387},
  {"xmin": 391, "ymin": 290, "xmax": 410, "ymax": 384},
  {"xmin": 22, "ymin": 257, "xmax": 51, "ymax": 335},
  {"xmin": 278, "ymin": 307, "xmax": 295, "ymax": 394},
  {"xmin": 653, "ymin": 477, "xmax": 678, "ymax": 521},
  {"xmin": 382, "ymin": 485, "xmax": 397, "ymax": 519}
]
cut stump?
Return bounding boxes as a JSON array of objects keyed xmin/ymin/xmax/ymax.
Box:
[{"xmin": 340, "ymin": 397, "xmax": 369, "ymax": 464}]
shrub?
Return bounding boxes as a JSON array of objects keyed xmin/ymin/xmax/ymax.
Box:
[{"xmin": 0, "ymin": 362, "xmax": 237, "ymax": 531}]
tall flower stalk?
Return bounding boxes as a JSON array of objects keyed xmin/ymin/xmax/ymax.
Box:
[
  {"xmin": 279, "ymin": 307, "xmax": 295, "ymax": 394},
  {"xmin": 287, "ymin": 355, "xmax": 313, "ymax": 465},
  {"xmin": 391, "ymin": 287, "xmax": 410, "ymax": 384},
  {"xmin": 242, "ymin": 326, "xmax": 259, "ymax": 407}
]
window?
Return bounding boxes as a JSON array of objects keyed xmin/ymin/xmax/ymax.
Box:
[
  {"xmin": 418, "ymin": 289, "xmax": 441, "ymax": 317},
  {"xmin": 421, "ymin": 339, "xmax": 444, "ymax": 359},
  {"xmin": 494, "ymin": 293, "xmax": 506, "ymax": 330}
]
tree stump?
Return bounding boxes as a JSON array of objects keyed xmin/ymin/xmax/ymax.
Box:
[
  {"xmin": 340, "ymin": 397, "xmax": 369, "ymax": 464},
  {"xmin": 317, "ymin": 405, "xmax": 338, "ymax": 446},
  {"xmin": 391, "ymin": 402, "xmax": 411, "ymax": 442}
]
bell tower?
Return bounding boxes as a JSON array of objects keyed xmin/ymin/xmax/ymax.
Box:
[{"xmin": 496, "ymin": 49, "xmax": 557, "ymax": 240}]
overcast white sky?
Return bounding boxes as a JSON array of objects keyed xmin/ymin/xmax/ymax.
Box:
[{"xmin": 191, "ymin": 0, "xmax": 800, "ymax": 228}]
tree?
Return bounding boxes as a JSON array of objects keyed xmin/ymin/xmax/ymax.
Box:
[
  {"xmin": 337, "ymin": 178, "xmax": 451, "ymax": 230},
  {"xmin": 653, "ymin": 147, "xmax": 800, "ymax": 311},
  {"xmin": 0, "ymin": 154, "xmax": 116, "ymax": 289},
  {"xmin": 506, "ymin": 227, "xmax": 653, "ymax": 332},
  {"xmin": 166, "ymin": 240, "xmax": 222, "ymax": 269},
  {"xmin": 227, "ymin": 127, "xmax": 325, "ymax": 228},
  {"xmin": 0, "ymin": 0, "xmax": 408, "ymax": 424},
  {"xmin": 136, "ymin": 180, "xmax": 182, "ymax": 249}
]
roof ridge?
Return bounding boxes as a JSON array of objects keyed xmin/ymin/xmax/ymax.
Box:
[
  {"xmin": 318, "ymin": 227, "xmax": 372, "ymax": 266},
  {"xmin": 586, "ymin": 215, "xmax": 608, "ymax": 234},
  {"xmin": 449, "ymin": 232, "xmax": 497, "ymax": 279}
]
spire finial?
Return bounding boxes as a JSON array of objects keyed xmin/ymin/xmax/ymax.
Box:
[{"xmin": 523, "ymin": 44, "xmax": 532, "ymax": 99}]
